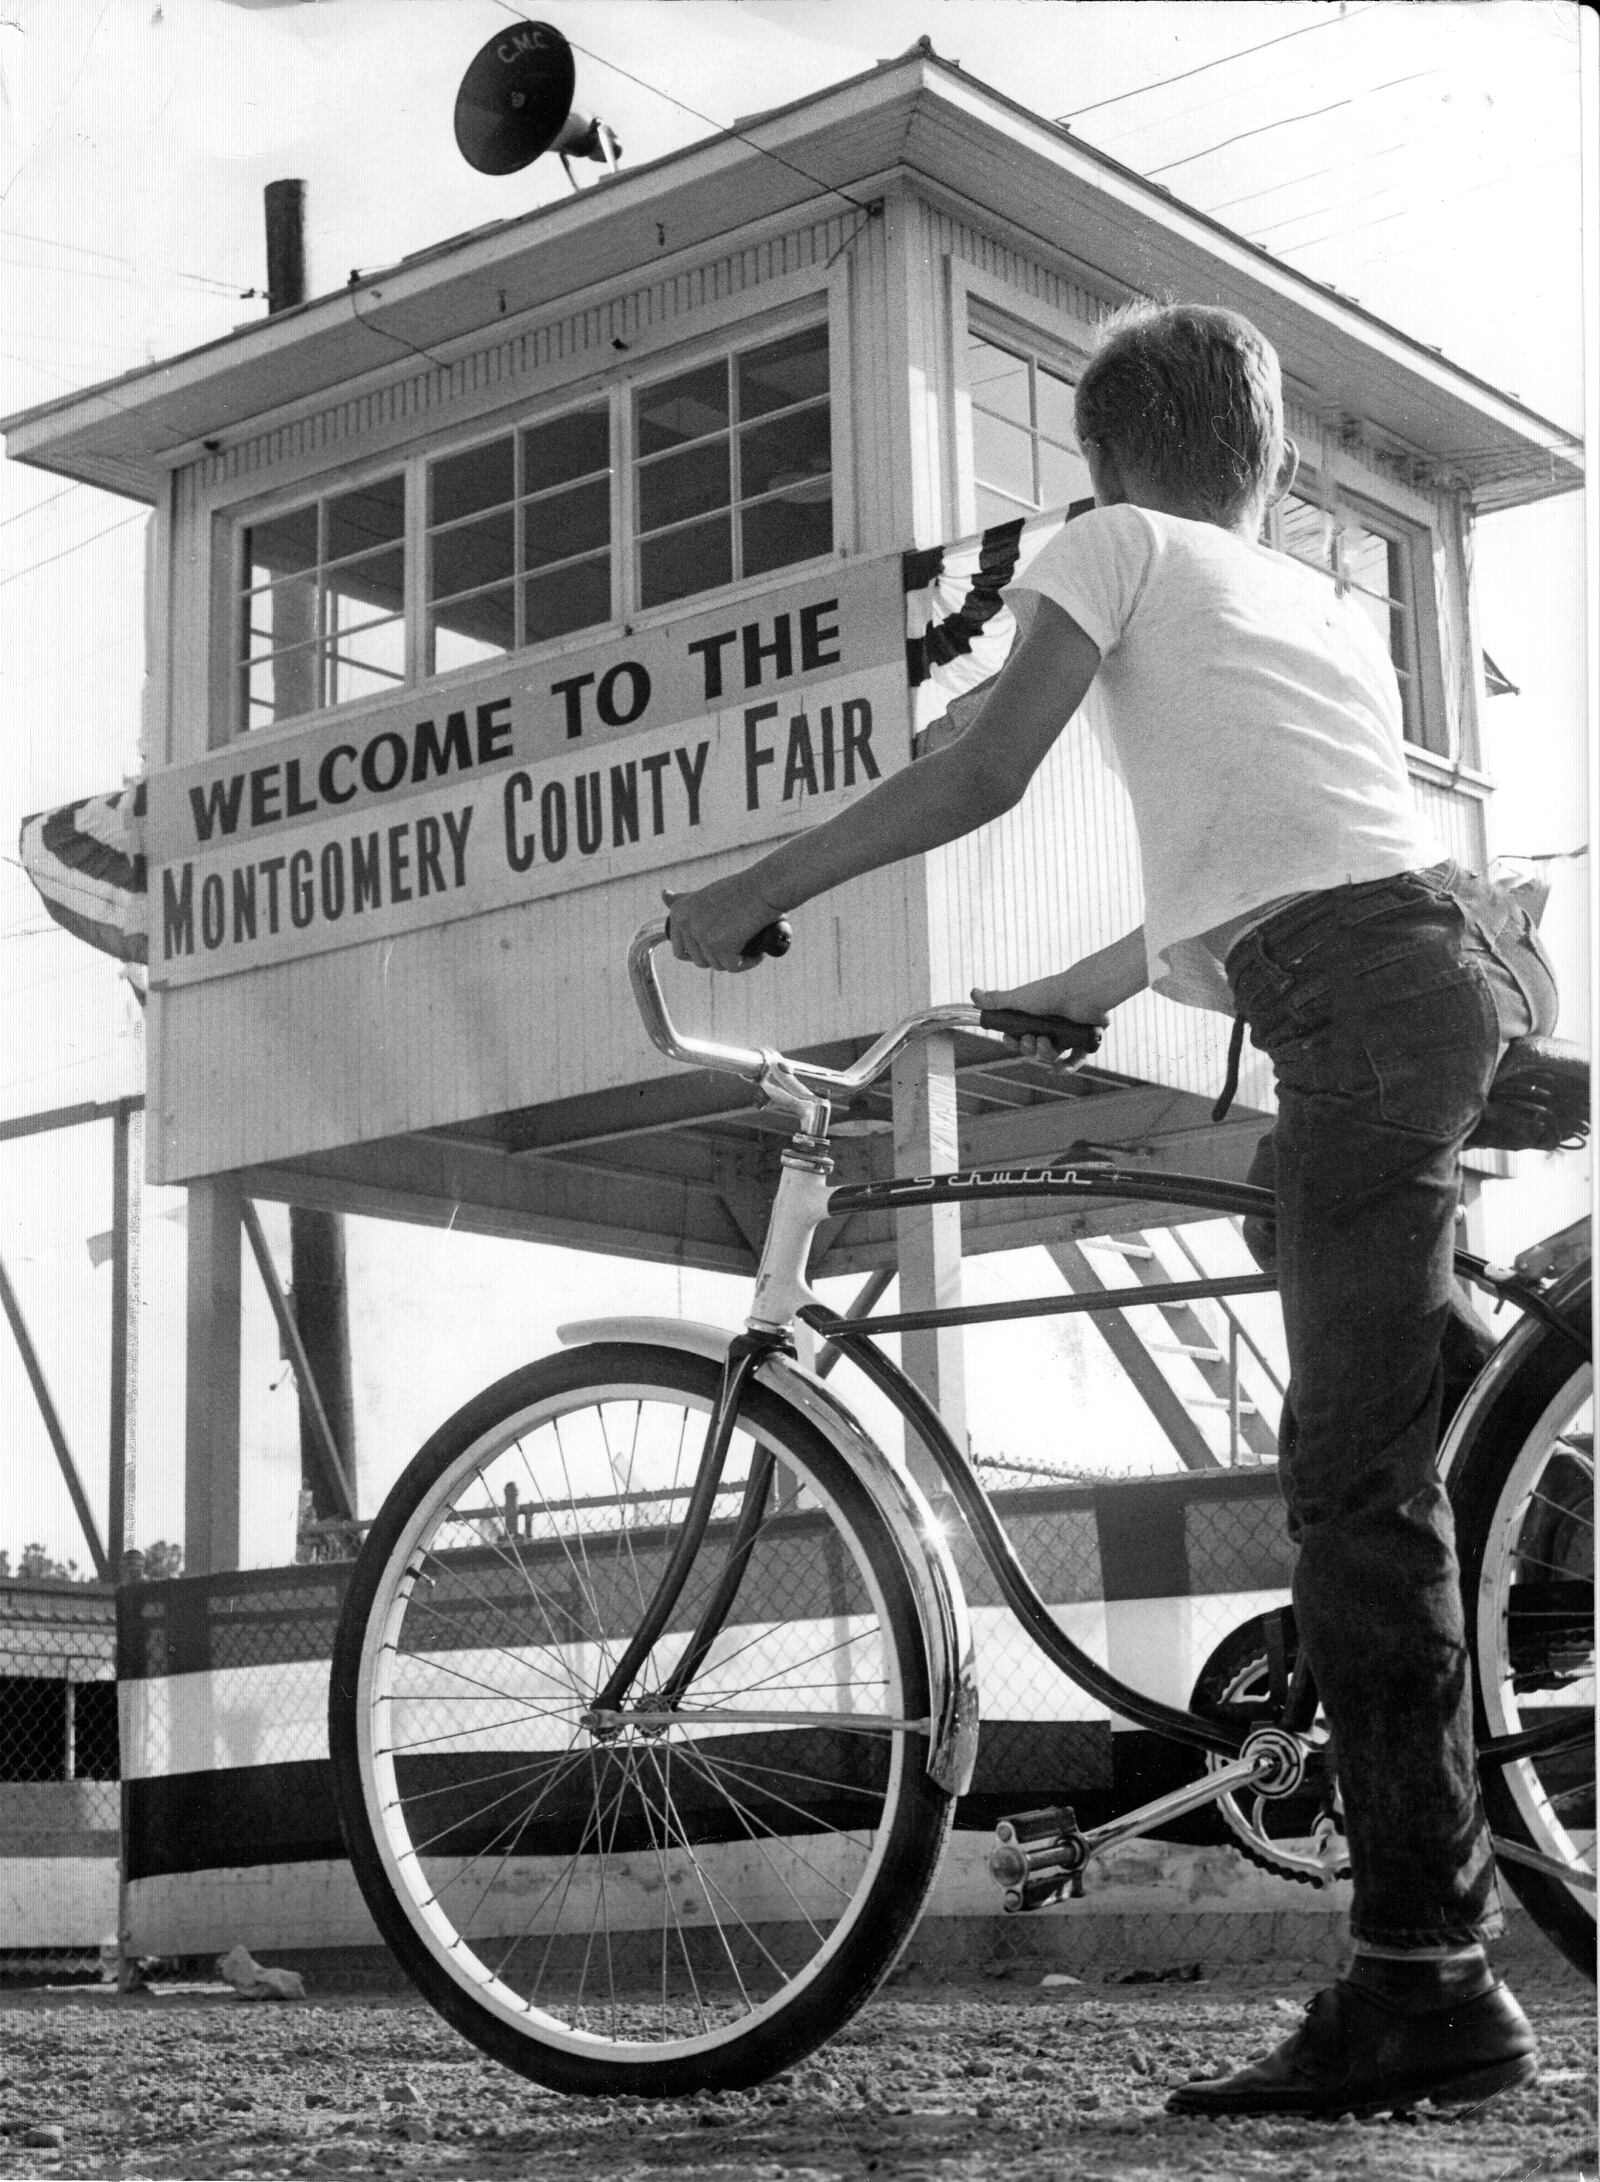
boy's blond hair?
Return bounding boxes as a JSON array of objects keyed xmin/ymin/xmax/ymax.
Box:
[{"xmin": 1075, "ymin": 302, "xmax": 1285, "ymax": 525}]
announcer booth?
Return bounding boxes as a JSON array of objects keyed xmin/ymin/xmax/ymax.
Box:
[{"xmin": 4, "ymin": 39, "xmax": 1583, "ymax": 1968}]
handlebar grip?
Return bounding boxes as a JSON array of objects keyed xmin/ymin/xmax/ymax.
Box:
[
  {"xmin": 978, "ymin": 1007, "xmax": 1102, "ymax": 1056},
  {"xmin": 740, "ymin": 920, "xmax": 792, "ymax": 962}
]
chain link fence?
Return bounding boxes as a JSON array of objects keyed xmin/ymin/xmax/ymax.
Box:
[{"xmin": 0, "ymin": 1577, "xmax": 120, "ymax": 1983}]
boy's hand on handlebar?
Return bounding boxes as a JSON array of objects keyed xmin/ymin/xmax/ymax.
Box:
[
  {"xmin": 972, "ymin": 968, "xmax": 1112, "ymax": 1066},
  {"xmin": 663, "ymin": 877, "xmax": 791, "ymax": 972}
]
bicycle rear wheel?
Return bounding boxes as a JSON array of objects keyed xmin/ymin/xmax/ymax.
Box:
[
  {"xmin": 329, "ymin": 1342, "xmax": 953, "ymax": 2096},
  {"xmin": 1451, "ymin": 1282, "xmax": 1594, "ymax": 1977}
]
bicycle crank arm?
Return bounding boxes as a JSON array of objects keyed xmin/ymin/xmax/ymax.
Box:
[
  {"xmin": 1490, "ymin": 1834, "xmax": 1598, "ymax": 1893},
  {"xmin": 990, "ymin": 1750, "xmax": 1273, "ymax": 1913},
  {"xmin": 581, "ymin": 1706, "xmax": 930, "ymax": 1734}
]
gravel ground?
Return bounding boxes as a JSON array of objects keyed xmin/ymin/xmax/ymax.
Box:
[{"xmin": 0, "ymin": 1968, "xmax": 1592, "ymax": 2182}]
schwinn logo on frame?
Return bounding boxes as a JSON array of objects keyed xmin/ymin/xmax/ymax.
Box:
[{"xmin": 886, "ymin": 1167, "xmax": 1095, "ymax": 1195}]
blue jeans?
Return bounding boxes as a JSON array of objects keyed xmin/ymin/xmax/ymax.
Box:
[{"xmin": 1226, "ymin": 862, "xmax": 1558, "ymax": 1951}]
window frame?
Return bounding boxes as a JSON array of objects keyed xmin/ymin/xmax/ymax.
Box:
[
  {"xmin": 1267, "ymin": 480, "xmax": 1451, "ymax": 760},
  {"xmin": 951, "ymin": 272, "xmax": 1096, "ymax": 539},
  {"xmin": 233, "ymin": 468, "xmax": 412, "ymax": 737},
  {"xmin": 421, "ymin": 386, "xmax": 620, "ymax": 682},
  {"xmin": 216, "ymin": 297, "xmax": 841, "ymax": 745},
  {"xmin": 627, "ymin": 310, "xmax": 838, "ymax": 616}
]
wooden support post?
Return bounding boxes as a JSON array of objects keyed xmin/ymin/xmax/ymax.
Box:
[
  {"xmin": 107, "ymin": 1102, "xmax": 141, "ymax": 1570},
  {"xmin": 184, "ymin": 1174, "xmax": 243, "ymax": 1575},
  {"xmin": 890, "ymin": 1032, "xmax": 966, "ymax": 1499},
  {"xmin": 244, "ymin": 1203, "xmax": 356, "ymax": 1521}
]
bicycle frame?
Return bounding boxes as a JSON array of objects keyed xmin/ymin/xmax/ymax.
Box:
[{"xmin": 591, "ymin": 922, "xmax": 1592, "ymax": 1880}]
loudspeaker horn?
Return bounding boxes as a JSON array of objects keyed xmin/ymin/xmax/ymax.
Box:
[{"xmin": 454, "ymin": 22, "xmax": 621, "ymax": 179}]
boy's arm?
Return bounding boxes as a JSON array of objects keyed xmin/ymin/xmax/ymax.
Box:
[{"xmin": 666, "ymin": 595, "xmax": 1101, "ymax": 969}]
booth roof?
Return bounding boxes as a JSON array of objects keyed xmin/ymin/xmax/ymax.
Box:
[{"xmin": 0, "ymin": 42, "xmax": 1582, "ymax": 516}]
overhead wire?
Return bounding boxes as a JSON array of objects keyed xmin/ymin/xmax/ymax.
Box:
[
  {"xmin": 1146, "ymin": 72, "xmax": 1439, "ymax": 181},
  {"xmin": 1268, "ymin": 147, "xmax": 1580, "ymax": 260},
  {"xmin": 0, "ymin": 483, "xmax": 83, "ymax": 527},
  {"xmin": 0, "ymin": 0, "xmax": 114, "ymax": 208},
  {"xmin": 1201, "ymin": 146, "xmax": 1407, "ymax": 220},
  {"xmin": 3, "ymin": 248, "xmax": 255, "ymax": 299},
  {"xmin": 0, "ymin": 512, "xmax": 144, "ymax": 590},
  {"xmin": 1055, "ymin": 5, "xmax": 1379, "ymax": 125},
  {"xmin": 2, "ymin": 226, "xmax": 254, "ymax": 296}
]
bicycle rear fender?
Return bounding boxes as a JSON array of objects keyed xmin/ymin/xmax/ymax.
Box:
[
  {"xmin": 1438, "ymin": 1262, "xmax": 1592, "ymax": 1489},
  {"xmin": 557, "ymin": 1316, "xmax": 981, "ymax": 1797}
]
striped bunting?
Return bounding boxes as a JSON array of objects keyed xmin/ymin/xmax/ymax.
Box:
[
  {"xmin": 903, "ymin": 501, "xmax": 1094, "ymax": 754},
  {"xmin": 18, "ymin": 781, "xmax": 148, "ymax": 964}
]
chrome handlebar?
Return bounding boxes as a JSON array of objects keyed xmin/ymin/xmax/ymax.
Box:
[{"xmin": 628, "ymin": 918, "xmax": 993, "ymax": 1116}]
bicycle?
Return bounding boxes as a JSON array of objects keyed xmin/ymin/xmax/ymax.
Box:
[{"xmin": 329, "ymin": 917, "xmax": 1593, "ymax": 2097}]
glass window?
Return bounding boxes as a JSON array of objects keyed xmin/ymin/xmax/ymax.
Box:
[
  {"xmin": 633, "ymin": 322, "xmax": 831, "ymax": 612},
  {"xmin": 230, "ymin": 324, "xmax": 833, "ymax": 728},
  {"xmin": 966, "ymin": 328, "xmax": 1092, "ymax": 529},
  {"xmin": 238, "ymin": 472, "xmax": 407, "ymax": 730},
  {"xmin": 1270, "ymin": 491, "xmax": 1429, "ymax": 748},
  {"xmin": 425, "ymin": 400, "xmax": 613, "ymax": 672}
]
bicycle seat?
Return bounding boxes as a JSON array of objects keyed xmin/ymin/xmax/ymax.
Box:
[{"xmin": 1468, "ymin": 1036, "xmax": 1591, "ymax": 1153}]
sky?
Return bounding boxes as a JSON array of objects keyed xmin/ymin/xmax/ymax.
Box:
[{"xmin": 0, "ymin": 0, "xmax": 1592, "ymax": 1570}]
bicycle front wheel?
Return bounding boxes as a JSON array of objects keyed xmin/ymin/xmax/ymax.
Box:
[
  {"xmin": 329, "ymin": 1342, "xmax": 953, "ymax": 2096},
  {"xmin": 1451, "ymin": 1282, "xmax": 1594, "ymax": 1977}
]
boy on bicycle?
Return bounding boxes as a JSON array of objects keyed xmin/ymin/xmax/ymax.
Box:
[{"xmin": 665, "ymin": 301, "xmax": 1557, "ymax": 2118}]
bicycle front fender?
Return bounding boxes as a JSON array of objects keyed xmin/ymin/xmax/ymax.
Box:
[{"xmin": 557, "ymin": 1315, "xmax": 981, "ymax": 1798}]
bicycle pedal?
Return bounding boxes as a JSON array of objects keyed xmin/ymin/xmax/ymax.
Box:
[{"xmin": 989, "ymin": 1803, "xmax": 1088, "ymax": 1912}]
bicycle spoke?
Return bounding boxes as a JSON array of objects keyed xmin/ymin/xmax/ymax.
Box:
[
  {"xmin": 662, "ymin": 1737, "xmax": 863, "ymax": 1935},
  {"xmin": 647, "ymin": 1738, "xmax": 758, "ymax": 2014}
]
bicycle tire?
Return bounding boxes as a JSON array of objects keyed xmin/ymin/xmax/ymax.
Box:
[
  {"xmin": 328, "ymin": 1342, "xmax": 954, "ymax": 2095},
  {"xmin": 1449, "ymin": 1280, "xmax": 1594, "ymax": 1978}
]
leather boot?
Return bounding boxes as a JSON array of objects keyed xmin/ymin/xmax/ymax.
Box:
[{"xmin": 1165, "ymin": 1975, "xmax": 1537, "ymax": 2119}]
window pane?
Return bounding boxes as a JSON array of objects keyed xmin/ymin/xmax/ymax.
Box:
[
  {"xmin": 325, "ymin": 544, "xmax": 405, "ymax": 624},
  {"xmin": 523, "ymin": 405, "xmax": 610, "ymax": 494},
  {"xmin": 1036, "ymin": 363, "xmax": 1076, "ymax": 447},
  {"xmin": 435, "ymin": 627, "xmax": 508, "ymax": 678},
  {"xmin": 968, "ymin": 333, "xmax": 1031, "ymax": 427},
  {"xmin": 244, "ymin": 573, "xmax": 318, "ymax": 658},
  {"xmin": 739, "ymin": 405, "xmax": 830, "ymax": 502},
  {"xmin": 246, "ymin": 643, "xmax": 321, "ymax": 726},
  {"xmin": 975, "ymin": 483, "xmax": 1025, "ymax": 531},
  {"xmin": 431, "ymin": 510, "xmax": 514, "ymax": 603},
  {"xmin": 432, "ymin": 585, "xmax": 514, "ymax": 664},
  {"xmin": 1343, "ymin": 525, "xmax": 1402, "ymax": 607},
  {"xmin": 1039, "ymin": 439, "xmax": 1092, "ymax": 513},
  {"xmin": 638, "ymin": 439, "xmax": 730, "ymax": 535},
  {"xmin": 1351, "ymin": 587, "xmax": 1409, "ymax": 667},
  {"xmin": 327, "ymin": 474, "xmax": 405, "ymax": 561},
  {"xmin": 636, "ymin": 363, "xmax": 728, "ymax": 456},
  {"xmin": 742, "ymin": 490, "xmax": 832, "ymax": 577},
  {"xmin": 524, "ymin": 556, "xmax": 611, "ymax": 645},
  {"xmin": 245, "ymin": 504, "xmax": 318, "ymax": 585},
  {"xmin": 523, "ymin": 477, "xmax": 610, "ymax": 570},
  {"xmin": 639, "ymin": 511, "xmax": 732, "ymax": 608},
  {"xmin": 327, "ymin": 616, "xmax": 406, "ymax": 705},
  {"xmin": 738, "ymin": 324, "xmax": 829, "ymax": 420},
  {"xmin": 973, "ymin": 410, "xmax": 1035, "ymax": 506},
  {"xmin": 431, "ymin": 437, "xmax": 513, "ymax": 527},
  {"xmin": 1279, "ymin": 495, "xmax": 1330, "ymax": 569}
]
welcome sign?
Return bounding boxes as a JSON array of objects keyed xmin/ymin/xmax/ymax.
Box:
[{"xmin": 147, "ymin": 558, "xmax": 910, "ymax": 989}]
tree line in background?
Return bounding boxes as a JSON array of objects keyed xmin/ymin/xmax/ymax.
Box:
[{"xmin": 0, "ymin": 1541, "xmax": 184, "ymax": 1582}]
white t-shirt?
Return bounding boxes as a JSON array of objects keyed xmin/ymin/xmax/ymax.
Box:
[{"xmin": 1013, "ymin": 503, "xmax": 1444, "ymax": 1012}]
